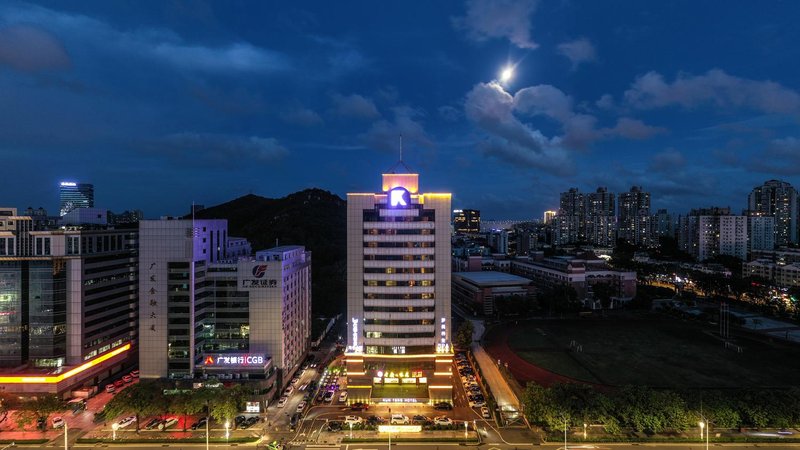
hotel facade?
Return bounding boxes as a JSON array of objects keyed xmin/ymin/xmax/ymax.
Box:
[{"xmin": 345, "ymin": 168, "xmax": 453, "ymax": 405}]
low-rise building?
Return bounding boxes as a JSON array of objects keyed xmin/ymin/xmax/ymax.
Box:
[{"xmin": 452, "ymin": 271, "xmax": 534, "ymax": 315}]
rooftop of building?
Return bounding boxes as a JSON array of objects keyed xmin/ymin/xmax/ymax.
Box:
[{"xmin": 453, "ymin": 270, "xmax": 532, "ymax": 286}]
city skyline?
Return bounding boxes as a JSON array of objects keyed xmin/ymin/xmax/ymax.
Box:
[{"xmin": 2, "ymin": 2, "xmax": 800, "ymax": 219}]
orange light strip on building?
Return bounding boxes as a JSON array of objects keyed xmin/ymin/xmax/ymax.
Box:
[
  {"xmin": 347, "ymin": 371, "xmax": 367, "ymax": 376},
  {"xmin": 0, "ymin": 344, "xmax": 131, "ymax": 384},
  {"xmin": 429, "ymin": 385, "xmax": 453, "ymax": 389},
  {"xmin": 366, "ymin": 354, "xmax": 446, "ymax": 359},
  {"xmin": 433, "ymin": 372, "xmax": 452, "ymax": 376},
  {"xmin": 347, "ymin": 385, "xmax": 372, "ymax": 389}
]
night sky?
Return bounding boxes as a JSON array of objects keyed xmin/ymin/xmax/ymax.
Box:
[{"xmin": 2, "ymin": 1, "xmax": 800, "ymax": 219}]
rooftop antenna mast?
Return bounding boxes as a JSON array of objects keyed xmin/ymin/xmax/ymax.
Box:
[{"xmin": 399, "ymin": 134, "xmax": 403, "ymax": 163}]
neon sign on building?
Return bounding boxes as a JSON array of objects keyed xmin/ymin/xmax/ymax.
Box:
[{"xmin": 389, "ymin": 187, "xmax": 410, "ymax": 207}]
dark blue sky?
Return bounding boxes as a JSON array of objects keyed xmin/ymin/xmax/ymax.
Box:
[{"xmin": 2, "ymin": 1, "xmax": 800, "ymax": 219}]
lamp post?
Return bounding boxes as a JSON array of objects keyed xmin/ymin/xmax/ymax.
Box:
[
  {"xmin": 64, "ymin": 422, "xmax": 68, "ymax": 450},
  {"xmin": 349, "ymin": 422, "xmax": 352, "ymax": 439},
  {"xmin": 699, "ymin": 419, "xmax": 710, "ymax": 450},
  {"xmin": 564, "ymin": 418, "xmax": 567, "ymax": 450},
  {"xmin": 205, "ymin": 415, "xmax": 209, "ymax": 450},
  {"xmin": 583, "ymin": 423, "xmax": 587, "ymax": 440},
  {"xmin": 699, "ymin": 420, "xmax": 705, "ymax": 440},
  {"xmin": 465, "ymin": 420, "xmax": 469, "ymax": 443},
  {"xmin": 225, "ymin": 421, "xmax": 230, "ymax": 443},
  {"xmin": 111, "ymin": 423, "xmax": 119, "ymax": 441}
]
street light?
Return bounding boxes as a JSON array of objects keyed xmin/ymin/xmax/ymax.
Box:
[
  {"xmin": 111, "ymin": 423, "xmax": 119, "ymax": 441},
  {"xmin": 698, "ymin": 420, "xmax": 705, "ymax": 440},
  {"xmin": 64, "ymin": 422, "xmax": 68, "ymax": 450},
  {"xmin": 564, "ymin": 418, "xmax": 568, "ymax": 450},
  {"xmin": 225, "ymin": 421, "xmax": 230, "ymax": 442},
  {"xmin": 699, "ymin": 419, "xmax": 710, "ymax": 450},
  {"xmin": 205, "ymin": 415, "xmax": 209, "ymax": 450},
  {"xmin": 349, "ymin": 422, "xmax": 353, "ymax": 439},
  {"xmin": 464, "ymin": 420, "xmax": 469, "ymax": 443},
  {"xmin": 583, "ymin": 423, "xmax": 587, "ymax": 440}
]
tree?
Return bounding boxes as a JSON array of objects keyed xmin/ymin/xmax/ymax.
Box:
[
  {"xmin": 591, "ymin": 282, "xmax": 616, "ymax": 309},
  {"xmin": 104, "ymin": 381, "xmax": 164, "ymax": 431},
  {"xmin": 170, "ymin": 391, "xmax": 203, "ymax": 431},
  {"xmin": 16, "ymin": 395, "xmax": 63, "ymax": 429},
  {"xmin": 454, "ymin": 321, "xmax": 474, "ymax": 350}
]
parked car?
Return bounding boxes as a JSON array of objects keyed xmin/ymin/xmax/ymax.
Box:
[
  {"xmin": 434, "ymin": 416, "xmax": 453, "ymax": 426},
  {"xmin": 277, "ymin": 396, "xmax": 288, "ymax": 408},
  {"xmin": 296, "ymin": 401, "xmax": 307, "ymax": 413},
  {"xmin": 433, "ymin": 402, "xmax": 453, "ymax": 411},
  {"xmin": 323, "ymin": 390, "xmax": 335, "ymax": 403},
  {"xmin": 159, "ymin": 417, "xmax": 178, "ymax": 430},
  {"xmin": 343, "ymin": 416, "xmax": 363, "ymax": 425},
  {"xmin": 114, "ymin": 379, "xmax": 125, "ymax": 388},
  {"xmin": 52, "ymin": 416, "xmax": 65, "ymax": 429},
  {"xmin": 117, "ymin": 415, "xmax": 137, "ymax": 428},
  {"xmin": 350, "ymin": 402, "xmax": 368, "ymax": 411},
  {"xmin": 338, "ymin": 391, "xmax": 348, "ymax": 403},
  {"xmin": 130, "ymin": 370, "xmax": 139, "ymax": 378},
  {"xmin": 366, "ymin": 415, "xmax": 384, "ymax": 425},
  {"xmin": 283, "ymin": 386, "xmax": 294, "ymax": 396},
  {"xmin": 235, "ymin": 415, "xmax": 247, "ymax": 427},
  {"xmin": 412, "ymin": 415, "xmax": 429, "ymax": 424},
  {"xmin": 190, "ymin": 417, "xmax": 208, "ymax": 430},
  {"xmin": 469, "ymin": 400, "xmax": 486, "ymax": 408},
  {"xmin": 246, "ymin": 416, "xmax": 260, "ymax": 427},
  {"xmin": 481, "ymin": 407, "xmax": 490, "ymax": 419},
  {"xmin": 390, "ymin": 414, "xmax": 409, "ymax": 425},
  {"xmin": 326, "ymin": 420, "xmax": 342, "ymax": 432},
  {"xmin": 145, "ymin": 418, "xmax": 163, "ymax": 429},
  {"xmin": 105, "ymin": 384, "xmax": 116, "ymax": 393},
  {"xmin": 122, "ymin": 375, "xmax": 133, "ymax": 383},
  {"xmin": 289, "ymin": 413, "xmax": 300, "ymax": 430}
]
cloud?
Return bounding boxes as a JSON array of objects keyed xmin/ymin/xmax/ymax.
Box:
[
  {"xmin": 330, "ymin": 93, "xmax": 380, "ymax": 119},
  {"xmin": 649, "ymin": 149, "xmax": 686, "ymax": 172},
  {"xmin": 623, "ymin": 69, "xmax": 800, "ymax": 113},
  {"xmin": 751, "ymin": 137, "xmax": 800, "ymax": 175},
  {"xmin": 360, "ymin": 106, "xmax": 433, "ymax": 152},
  {"xmin": 149, "ymin": 133, "xmax": 288, "ymax": 168},
  {"xmin": 464, "ymin": 81, "xmax": 667, "ymax": 173},
  {"xmin": 0, "ymin": 24, "xmax": 70, "ymax": 71},
  {"xmin": 438, "ymin": 105, "xmax": 462, "ymax": 122},
  {"xmin": 595, "ymin": 94, "xmax": 615, "ymax": 110},
  {"xmin": 452, "ymin": 0, "xmax": 538, "ymax": 49},
  {"xmin": 610, "ymin": 117, "xmax": 666, "ymax": 139},
  {"xmin": 0, "ymin": 3, "xmax": 288, "ymax": 75},
  {"xmin": 281, "ymin": 106, "xmax": 323, "ymax": 126},
  {"xmin": 557, "ymin": 38, "xmax": 596, "ymax": 69}
]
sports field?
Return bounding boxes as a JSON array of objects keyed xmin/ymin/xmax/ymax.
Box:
[{"xmin": 486, "ymin": 317, "xmax": 800, "ymax": 388}]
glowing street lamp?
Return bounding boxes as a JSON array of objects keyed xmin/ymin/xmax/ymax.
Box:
[
  {"xmin": 698, "ymin": 420, "xmax": 705, "ymax": 440},
  {"xmin": 349, "ymin": 422, "xmax": 353, "ymax": 438},
  {"xmin": 225, "ymin": 421, "xmax": 230, "ymax": 442},
  {"xmin": 111, "ymin": 422, "xmax": 119, "ymax": 441},
  {"xmin": 583, "ymin": 423, "xmax": 587, "ymax": 440}
]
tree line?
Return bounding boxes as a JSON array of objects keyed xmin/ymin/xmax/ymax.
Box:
[{"xmin": 523, "ymin": 382, "xmax": 800, "ymax": 435}]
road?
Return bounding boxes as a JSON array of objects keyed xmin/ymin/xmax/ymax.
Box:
[
  {"xmin": 10, "ymin": 440, "xmax": 800, "ymax": 450},
  {"xmin": 452, "ymin": 303, "xmax": 521, "ymax": 420}
]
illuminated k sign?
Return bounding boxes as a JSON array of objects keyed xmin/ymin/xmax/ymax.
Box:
[{"xmin": 389, "ymin": 187, "xmax": 410, "ymax": 207}]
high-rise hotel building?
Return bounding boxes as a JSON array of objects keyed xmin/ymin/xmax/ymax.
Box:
[{"xmin": 345, "ymin": 166, "xmax": 453, "ymax": 405}]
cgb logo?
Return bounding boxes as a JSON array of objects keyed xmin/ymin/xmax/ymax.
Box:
[
  {"xmin": 252, "ymin": 265, "xmax": 268, "ymax": 278},
  {"xmin": 203, "ymin": 356, "xmax": 214, "ymax": 365},
  {"xmin": 389, "ymin": 187, "xmax": 410, "ymax": 207}
]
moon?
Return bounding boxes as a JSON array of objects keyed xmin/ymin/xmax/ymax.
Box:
[{"xmin": 500, "ymin": 66, "xmax": 514, "ymax": 83}]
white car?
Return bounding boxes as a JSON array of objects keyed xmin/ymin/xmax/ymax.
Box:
[
  {"xmin": 481, "ymin": 407, "xmax": 490, "ymax": 419},
  {"xmin": 159, "ymin": 417, "xmax": 178, "ymax": 430},
  {"xmin": 276, "ymin": 396, "xmax": 288, "ymax": 408},
  {"xmin": 343, "ymin": 416, "xmax": 363, "ymax": 425},
  {"xmin": 117, "ymin": 415, "xmax": 137, "ymax": 428},
  {"xmin": 338, "ymin": 391, "xmax": 348, "ymax": 403},
  {"xmin": 296, "ymin": 401, "xmax": 307, "ymax": 413},
  {"xmin": 434, "ymin": 416, "xmax": 453, "ymax": 426},
  {"xmin": 390, "ymin": 414, "xmax": 409, "ymax": 425},
  {"xmin": 469, "ymin": 400, "xmax": 486, "ymax": 408},
  {"xmin": 283, "ymin": 386, "xmax": 294, "ymax": 396},
  {"xmin": 52, "ymin": 417, "xmax": 65, "ymax": 429}
]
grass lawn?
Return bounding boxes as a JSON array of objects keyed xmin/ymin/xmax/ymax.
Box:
[{"xmin": 507, "ymin": 317, "xmax": 800, "ymax": 387}]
